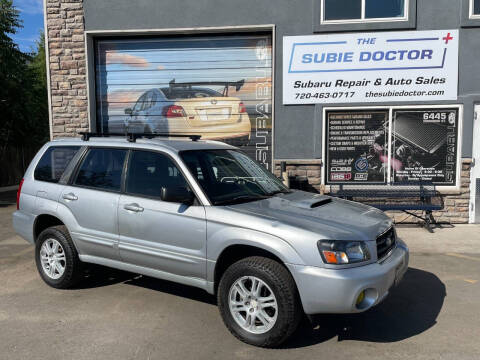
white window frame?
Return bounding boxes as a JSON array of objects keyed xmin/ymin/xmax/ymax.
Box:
[
  {"xmin": 470, "ymin": 0, "xmax": 480, "ymax": 19},
  {"xmin": 320, "ymin": 0, "xmax": 409, "ymax": 24},
  {"xmin": 321, "ymin": 105, "xmax": 463, "ymax": 193}
]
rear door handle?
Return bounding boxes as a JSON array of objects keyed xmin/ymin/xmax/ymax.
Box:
[
  {"xmin": 124, "ymin": 203, "xmax": 144, "ymax": 212},
  {"xmin": 62, "ymin": 193, "xmax": 78, "ymax": 201}
]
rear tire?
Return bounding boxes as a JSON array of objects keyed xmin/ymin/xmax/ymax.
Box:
[
  {"xmin": 35, "ymin": 225, "xmax": 83, "ymax": 289},
  {"xmin": 217, "ymin": 256, "xmax": 302, "ymax": 347}
]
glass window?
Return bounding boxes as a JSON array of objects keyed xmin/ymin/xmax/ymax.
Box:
[
  {"xmin": 74, "ymin": 148, "xmax": 127, "ymax": 191},
  {"xmin": 474, "ymin": 0, "xmax": 480, "ymax": 16},
  {"xmin": 133, "ymin": 93, "xmax": 147, "ymax": 112},
  {"xmin": 34, "ymin": 146, "xmax": 80, "ymax": 183},
  {"xmin": 181, "ymin": 150, "xmax": 289, "ymax": 205},
  {"xmin": 323, "ymin": 0, "xmax": 406, "ymax": 22},
  {"xmin": 324, "ymin": 0, "xmax": 361, "ymax": 21},
  {"xmin": 126, "ymin": 150, "xmax": 188, "ymax": 198},
  {"xmin": 365, "ymin": 0, "xmax": 404, "ymax": 19}
]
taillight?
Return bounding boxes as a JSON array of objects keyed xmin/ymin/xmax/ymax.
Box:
[
  {"xmin": 162, "ymin": 105, "xmax": 186, "ymax": 118},
  {"xmin": 239, "ymin": 102, "xmax": 246, "ymax": 113},
  {"xmin": 17, "ymin": 178, "xmax": 24, "ymax": 210}
]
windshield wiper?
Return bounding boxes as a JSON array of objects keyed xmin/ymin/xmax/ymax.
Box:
[{"xmin": 214, "ymin": 195, "xmax": 269, "ymax": 206}]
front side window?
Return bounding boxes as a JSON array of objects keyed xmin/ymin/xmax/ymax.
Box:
[
  {"xmin": 181, "ymin": 150, "xmax": 289, "ymax": 205},
  {"xmin": 74, "ymin": 148, "xmax": 127, "ymax": 191},
  {"xmin": 34, "ymin": 146, "xmax": 81, "ymax": 183},
  {"xmin": 126, "ymin": 150, "xmax": 188, "ymax": 198},
  {"xmin": 472, "ymin": 0, "xmax": 480, "ymax": 17},
  {"xmin": 323, "ymin": 0, "xmax": 406, "ymax": 22}
]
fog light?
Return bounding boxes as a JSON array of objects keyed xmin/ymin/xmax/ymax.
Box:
[{"xmin": 356, "ymin": 291, "xmax": 365, "ymax": 305}]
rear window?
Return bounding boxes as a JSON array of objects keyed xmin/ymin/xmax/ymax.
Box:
[
  {"xmin": 160, "ymin": 87, "xmax": 223, "ymax": 100},
  {"xmin": 74, "ymin": 148, "xmax": 127, "ymax": 191},
  {"xmin": 34, "ymin": 146, "xmax": 81, "ymax": 183}
]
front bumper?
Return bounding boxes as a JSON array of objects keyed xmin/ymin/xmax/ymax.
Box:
[{"xmin": 289, "ymin": 239, "xmax": 409, "ymax": 315}]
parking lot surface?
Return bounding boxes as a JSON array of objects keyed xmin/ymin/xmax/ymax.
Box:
[{"xmin": 1, "ymin": 191, "xmax": 479, "ymax": 360}]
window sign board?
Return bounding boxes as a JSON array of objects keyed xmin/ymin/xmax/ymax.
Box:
[
  {"xmin": 325, "ymin": 111, "xmax": 388, "ymax": 184},
  {"xmin": 391, "ymin": 108, "xmax": 459, "ymax": 185},
  {"xmin": 324, "ymin": 107, "xmax": 461, "ymax": 186},
  {"xmin": 283, "ymin": 30, "xmax": 458, "ymax": 104}
]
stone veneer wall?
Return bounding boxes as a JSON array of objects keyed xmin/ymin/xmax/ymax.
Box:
[
  {"xmin": 46, "ymin": 0, "xmax": 88, "ymax": 138},
  {"xmin": 274, "ymin": 159, "xmax": 472, "ymax": 224}
]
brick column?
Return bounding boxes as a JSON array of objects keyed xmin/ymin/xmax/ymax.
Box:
[{"xmin": 45, "ymin": 0, "xmax": 88, "ymax": 138}]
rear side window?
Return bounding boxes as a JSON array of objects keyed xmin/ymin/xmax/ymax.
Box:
[
  {"xmin": 34, "ymin": 146, "xmax": 81, "ymax": 183},
  {"xmin": 74, "ymin": 148, "xmax": 127, "ymax": 191},
  {"xmin": 126, "ymin": 150, "xmax": 187, "ymax": 198}
]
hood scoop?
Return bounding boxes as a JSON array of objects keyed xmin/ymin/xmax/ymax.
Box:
[{"xmin": 289, "ymin": 195, "xmax": 332, "ymax": 210}]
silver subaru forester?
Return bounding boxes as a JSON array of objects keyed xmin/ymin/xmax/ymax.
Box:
[{"xmin": 13, "ymin": 134, "xmax": 408, "ymax": 347}]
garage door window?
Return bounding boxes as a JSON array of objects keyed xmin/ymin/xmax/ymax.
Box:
[{"xmin": 95, "ymin": 34, "xmax": 273, "ymax": 170}]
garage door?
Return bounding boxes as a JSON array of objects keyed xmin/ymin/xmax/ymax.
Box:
[{"xmin": 94, "ymin": 33, "xmax": 272, "ymax": 170}]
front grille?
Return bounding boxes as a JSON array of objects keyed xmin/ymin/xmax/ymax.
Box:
[{"xmin": 376, "ymin": 227, "xmax": 396, "ymax": 260}]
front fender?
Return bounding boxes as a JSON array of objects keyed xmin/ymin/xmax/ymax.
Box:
[{"xmin": 206, "ymin": 222, "xmax": 305, "ymax": 283}]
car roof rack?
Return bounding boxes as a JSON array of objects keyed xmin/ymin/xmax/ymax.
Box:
[{"xmin": 79, "ymin": 132, "xmax": 201, "ymax": 142}]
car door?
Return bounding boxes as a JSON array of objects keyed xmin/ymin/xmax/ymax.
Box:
[
  {"xmin": 60, "ymin": 147, "xmax": 128, "ymax": 261},
  {"xmin": 117, "ymin": 149, "xmax": 207, "ymax": 278}
]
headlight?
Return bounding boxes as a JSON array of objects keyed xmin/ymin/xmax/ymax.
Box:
[{"xmin": 317, "ymin": 240, "xmax": 370, "ymax": 265}]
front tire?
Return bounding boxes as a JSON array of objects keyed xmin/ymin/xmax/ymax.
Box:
[
  {"xmin": 35, "ymin": 225, "xmax": 83, "ymax": 289},
  {"xmin": 217, "ymin": 256, "xmax": 302, "ymax": 347}
]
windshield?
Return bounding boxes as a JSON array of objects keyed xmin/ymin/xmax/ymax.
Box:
[{"xmin": 181, "ymin": 150, "xmax": 290, "ymax": 205}]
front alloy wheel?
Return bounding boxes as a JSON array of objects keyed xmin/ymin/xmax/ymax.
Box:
[
  {"xmin": 218, "ymin": 256, "xmax": 302, "ymax": 347},
  {"xmin": 228, "ymin": 276, "xmax": 278, "ymax": 334}
]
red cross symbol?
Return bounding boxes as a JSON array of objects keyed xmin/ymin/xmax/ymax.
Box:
[{"xmin": 443, "ymin": 33, "xmax": 453, "ymax": 44}]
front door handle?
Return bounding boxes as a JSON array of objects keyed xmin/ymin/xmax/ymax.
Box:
[
  {"xmin": 62, "ymin": 193, "xmax": 78, "ymax": 201},
  {"xmin": 124, "ymin": 203, "xmax": 144, "ymax": 212}
]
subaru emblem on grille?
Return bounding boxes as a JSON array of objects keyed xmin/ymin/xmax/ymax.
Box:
[{"xmin": 211, "ymin": 99, "xmax": 217, "ymax": 105}]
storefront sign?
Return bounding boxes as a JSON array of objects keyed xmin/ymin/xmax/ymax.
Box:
[
  {"xmin": 283, "ymin": 30, "xmax": 459, "ymax": 104},
  {"xmin": 324, "ymin": 107, "xmax": 460, "ymax": 186}
]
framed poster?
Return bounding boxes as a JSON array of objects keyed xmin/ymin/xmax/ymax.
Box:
[
  {"xmin": 325, "ymin": 110, "xmax": 389, "ymax": 184},
  {"xmin": 323, "ymin": 106, "xmax": 461, "ymax": 187},
  {"xmin": 391, "ymin": 108, "xmax": 459, "ymax": 185}
]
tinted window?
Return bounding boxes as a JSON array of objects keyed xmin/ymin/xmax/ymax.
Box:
[
  {"xmin": 365, "ymin": 0, "xmax": 404, "ymax": 19},
  {"xmin": 34, "ymin": 146, "xmax": 80, "ymax": 183},
  {"xmin": 324, "ymin": 0, "xmax": 361, "ymax": 20},
  {"xmin": 126, "ymin": 150, "xmax": 188, "ymax": 198},
  {"xmin": 475, "ymin": 0, "xmax": 480, "ymax": 15},
  {"xmin": 74, "ymin": 148, "xmax": 127, "ymax": 191}
]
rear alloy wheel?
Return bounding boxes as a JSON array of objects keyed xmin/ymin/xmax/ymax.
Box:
[
  {"xmin": 218, "ymin": 256, "xmax": 302, "ymax": 347},
  {"xmin": 35, "ymin": 225, "xmax": 83, "ymax": 289}
]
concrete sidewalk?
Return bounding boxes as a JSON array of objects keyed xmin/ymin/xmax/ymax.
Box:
[{"xmin": 397, "ymin": 224, "xmax": 480, "ymax": 254}]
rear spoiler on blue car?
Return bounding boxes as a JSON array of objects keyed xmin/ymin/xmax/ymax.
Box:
[{"xmin": 168, "ymin": 79, "xmax": 245, "ymax": 96}]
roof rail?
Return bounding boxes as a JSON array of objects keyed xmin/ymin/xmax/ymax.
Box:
[{"xmin": 79, "ymin": 132, "xmax": 201, "ymax": 142}]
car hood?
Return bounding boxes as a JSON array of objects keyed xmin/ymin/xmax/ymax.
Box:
[{"xmin": 226, "ymin": 190, "xmax": 392, "ymax": 241}]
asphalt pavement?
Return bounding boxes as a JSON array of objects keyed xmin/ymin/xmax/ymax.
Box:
[{"xmin": 1, "ymin": 190, "xmax": 479, "ymax": 360}]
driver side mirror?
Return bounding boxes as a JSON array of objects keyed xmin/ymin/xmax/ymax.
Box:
[
  {"xmin": 160, "ymin": 186, "xmax": 194, "ymax": 205},
  {"xmin": 124, "ymin": 108, "xmax": 133, "ymax": 115}
]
